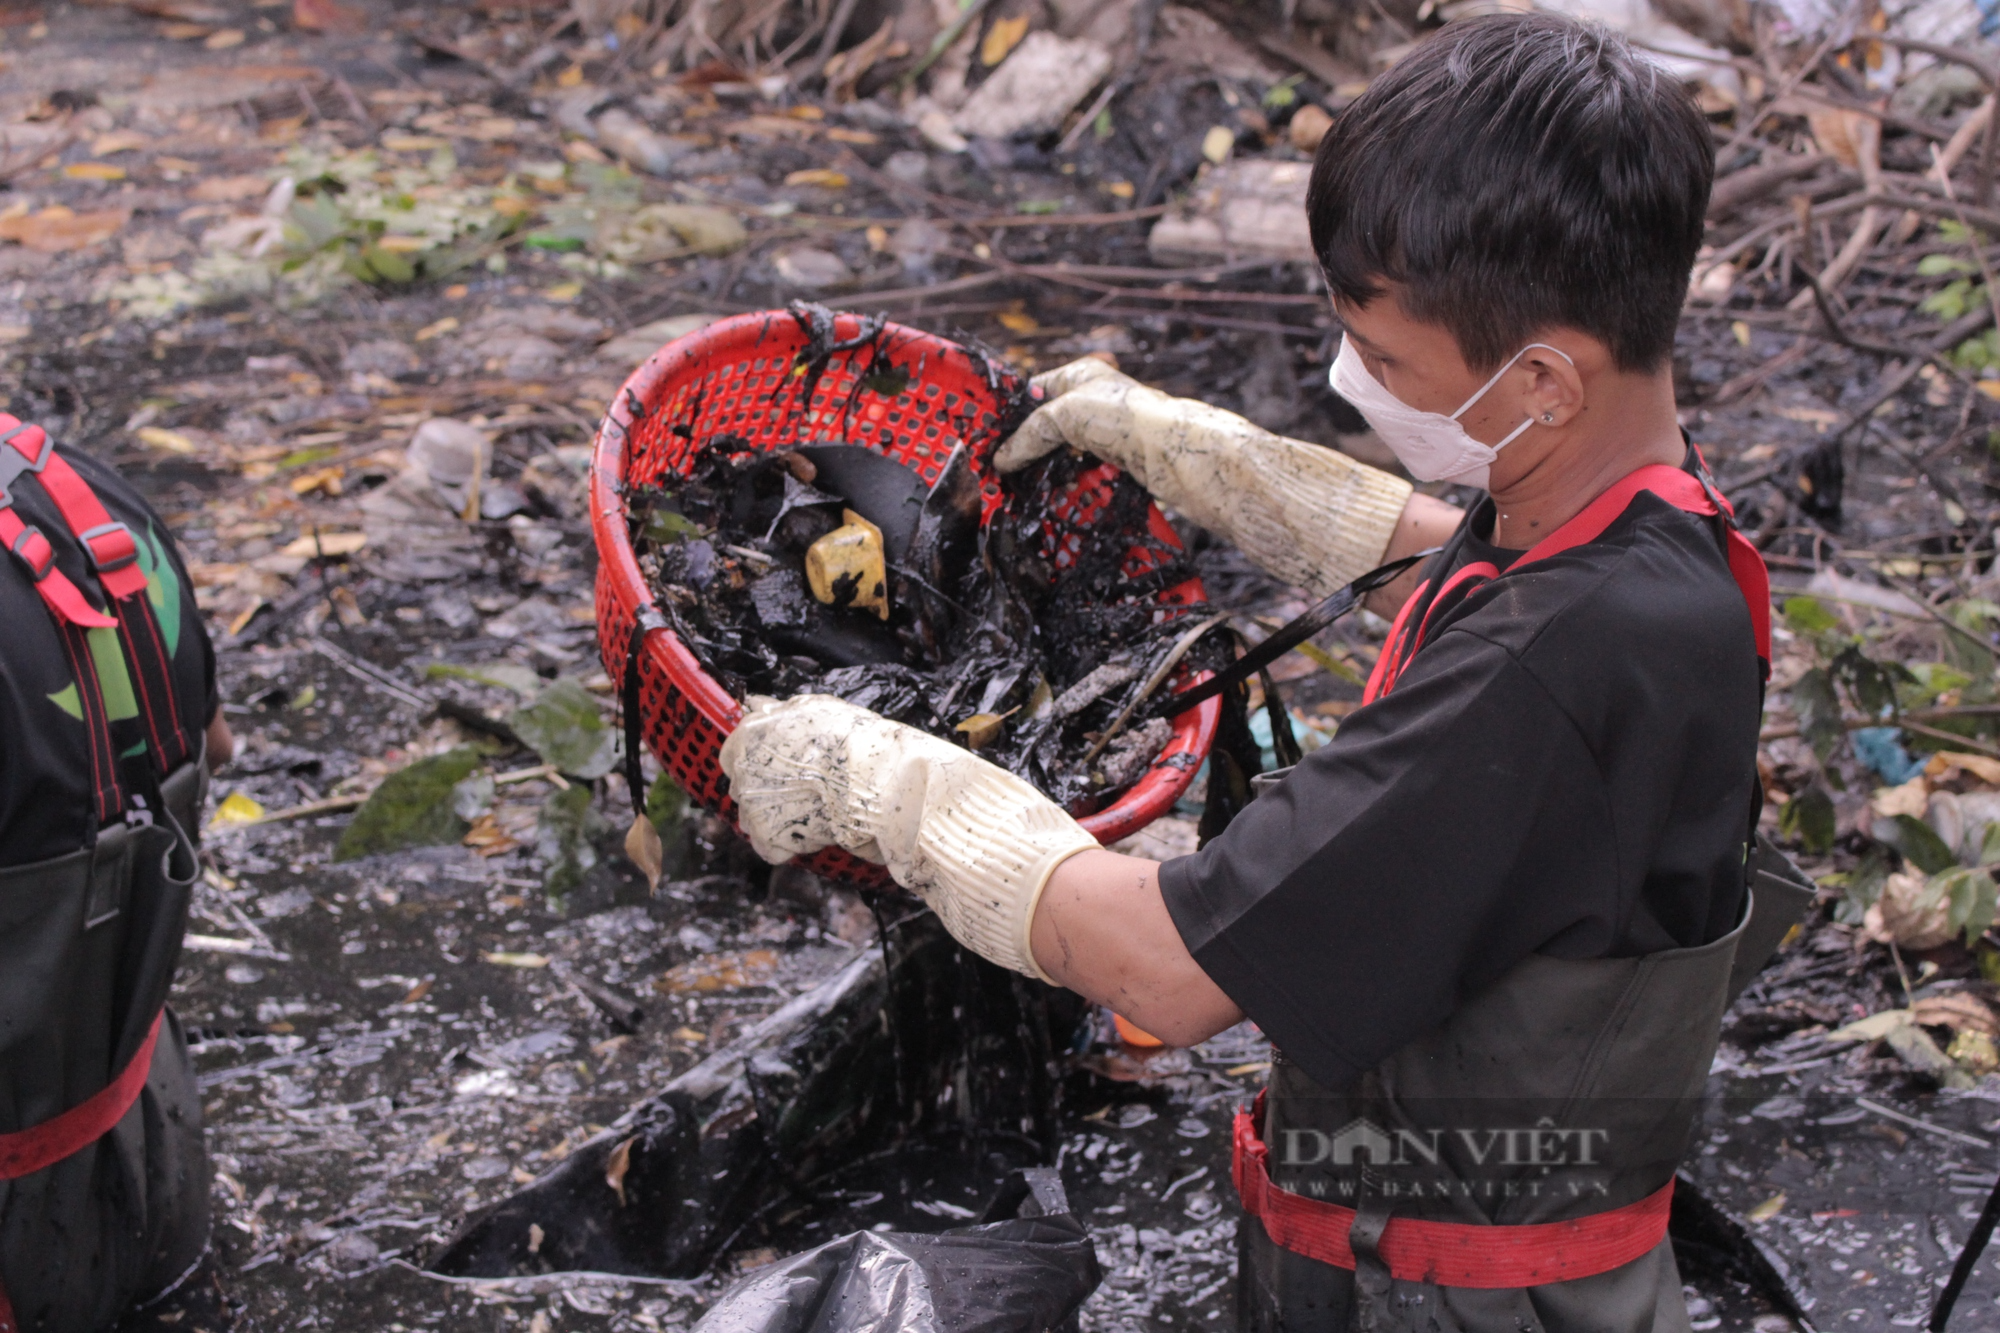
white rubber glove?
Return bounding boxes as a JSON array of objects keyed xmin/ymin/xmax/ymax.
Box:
[
  {"xmin": 718, "ymin": 695, "xmax": 1099, "ymax": 981},
  {"xmin": 994, "ymin": 358, "xmax": 1414, "ymax": 598}
]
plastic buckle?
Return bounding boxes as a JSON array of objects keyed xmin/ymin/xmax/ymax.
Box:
[
  {"xmin": 0, "ymin": 423, "xmax": 50, "ymax": 509},
  {"xmin": 10, "ymin": 524, "xmax": 55, "ymax": 582},
  {"xmin": 78, "ymin": 520, "xmax": 139, "ymax": 575}
]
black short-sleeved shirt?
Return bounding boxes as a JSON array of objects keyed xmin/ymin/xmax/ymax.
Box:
[
  {"xmin": 0, "ymin": 445, "xmax": 215, "ymax": 868},
  {"xmin": 1159, "ymin": 477, "xmax": 1762, "ymax": 1092}
]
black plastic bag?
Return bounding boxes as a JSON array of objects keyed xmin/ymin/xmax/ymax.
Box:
[{"xmin": 691, "ymin": 1214, "xmax": 1101, "ymax": 1333}]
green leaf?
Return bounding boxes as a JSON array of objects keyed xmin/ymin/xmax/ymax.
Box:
[
  {"xmin": 1782, "ymin": 595, "xmax": 1840, "ymax": 635},
  {"xmin": 1980, "ymin": 821, "xmax": 2000, "ymax": 868},
  {"xmin": 644, "ymin": 771, "xmax": 689, "ymax": 881},
  {"xmin": 1016, "ymin": 200, "xmax": 1062, "ymax": 215},
  {"xmin": 536, "ymin": 783, "xmax": 606, "ymax": 906},
  {"xmin": 1930, "ymin": 866, "xmax": 1998, "ymax": 947},
  {"xmin": 1831, "ymin": 644, "xmax": 1916, "ymax": 720},
  {"xmin": 645, "ymin": 771, "xmax": 687, "ymax": 835},
  {"xmin": 1792, "ymin": 667, "xmax": 1846, "ymax": 760},
  {"xmin": 358, "ymin": 243, "xmax": 418, "ymax": 285},
  {"xmin": 1825, "ymin": 845, "xmax": 1891, "ymax": 925},
  {"xmin": 643, "ymin": 508, "xmax": 702, "ymax": 546},
  {"xmin": 1918, "ymin": 253, "xmax": 1976, "ymax": 277},
  {"xmin": 1906, "ymin": 661, "xmax": 1974, "ymax": 706},
  {"xmin": 1778, "ymin": 785, "xmax": 1838, "ymax": 854},
  {"xmin": 425, "ymin": 661, "xmax": 545, "ymax": 697},
  {"xmin": 1877, "ymin": 812, "xmax": 1960, "ymax": 877},
  {"xmin": 334, "ymin": 748, "xmax": 483, "ymax": 861},
  {"xmin": 1953, "ymin": 326, "xmax": 2000, "ymax": 373},
  {"xmin": 509, "ymin": 677, "xmax": 620, "ymax": 779},
  {"xmin": 1262, "ymin": 75, "xmax": 1303, "ymax": 109}
]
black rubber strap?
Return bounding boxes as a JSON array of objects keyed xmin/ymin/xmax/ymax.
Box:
[
  {"xmin": 621, "ymin": 606, "xmax": 668, "ymax": 812},
  {"xmin": 1151, "ymin": 548, "xmax": 1438, "ymax": 720}
]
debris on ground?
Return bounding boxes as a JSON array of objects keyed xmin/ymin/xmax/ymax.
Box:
[{"xmin": 2, "ymin": 0, "xmax": 1998, "ymax": 1327}]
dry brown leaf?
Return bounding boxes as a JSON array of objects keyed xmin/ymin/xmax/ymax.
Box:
[
  {"xmin": 292, "ymin": 0, "xmax": 365, "ymax": 32},
  {"xmin": 1808, "ymin": 107, "xmax": 1870, "ymax": 169},
  {"xmin": 91, "ymin": 130, "xmax": 150, "ymax": 157},
  {"xmin": 625, "ymin": 813, "xmax": 664, "ymax": 892},
  {"xmin": 462, "ymin": 813, "xmax": 521, "ymax": 857},
  {"xmin": 654, "ymin": 949, "xmax": 780, "ymax": 995},
  {"xmin": 125, "ymin": 0, "xmax": 233, "ymax": 20},
  {"xmin": 1871, "ymin": 776, "xmax": 1930, "ymax": 821},
  {"xmin": 190, "ymin": 174, "xmax": 270, "ymax": 203},
  {"xmin": 1863, "ymin": 868, "xmax": 1956, "ymax": 950},
  {"xmin": 0, "ymin": 205, "xmax": 130, "ymax": 253},
  {"xmin": 981, "ymin": 14, "xmax": 1030, "ymax": 66},
  {"xmin": 783, "ymin": 168, "xmax": 849, "ymax": 189},
  {"xmin": 135, "ymin": 426, "xmax": 196, "ymax": 454},
  {"xmin": 604, "ymin": 1135, "xmax": 636, "ymax": 1206},
  {"xmin": 278, "ymin": 530, "xmax": 367, "ymax": 558},
  {"xmin": 1911, "ymin": 992, "xmax": 2000, "ymax": 1037},
  {"xmin": 1939, "ymin": 752, "xmax": 2000, "ymax": 787}
]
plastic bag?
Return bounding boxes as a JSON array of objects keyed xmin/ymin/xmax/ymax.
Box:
[{"xmin": 692, "ymin": 1211, "xmax": 1100, "ymax": 1333}]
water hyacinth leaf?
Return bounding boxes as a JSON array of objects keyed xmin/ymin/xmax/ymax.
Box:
[
  {"xmin": 1782, "ymin": 595, "xmax": 1840, "ymax": 636},
  {"xmin": 334, "ymin": 748, "xmax": 484, "ymax": 860},
  {"xmin": 509, "ymin": 677, "xmax": 619, "ymax": 778},
  {"xmin": 537, "ymin": 783, "xmax": 606, "ymax": 905},
  {"xmin": 1778, "ymin": 785, "xmax": 1837, "ymax": 854},
  {"xmin": 1877, "ymin": 812, "xmax": 1960, "ymax": 877},
  {"xmin": 1791, "ymin": 667, "xmax": 1845, "ymax": 760}
]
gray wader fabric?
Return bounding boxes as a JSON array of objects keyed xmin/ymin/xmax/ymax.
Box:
[
  {"xmin": 0, "ymin": 761, "xmax": 208, "ymax": 1333},
  {"xmin": 1238, "ymin": 862, "xmax": 1812, "ymax": 1333}
]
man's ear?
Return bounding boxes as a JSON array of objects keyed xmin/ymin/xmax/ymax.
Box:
[{"xmin": 1519, "ymin": 338, "xmax": 1589, "ymax": 429}]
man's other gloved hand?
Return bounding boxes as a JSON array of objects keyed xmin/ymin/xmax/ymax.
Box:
[
  {"xmin": 994, "ymin": 358, "xmax": 1414, "ymax": 599},
  {"xmin": 719, "ymin": 695, "xmax": 1099, "ymax": 981}
]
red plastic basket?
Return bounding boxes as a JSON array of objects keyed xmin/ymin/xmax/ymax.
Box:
[{"xmin": 593, "ymin": 310, "xmax": 1219, "ymax": 888}]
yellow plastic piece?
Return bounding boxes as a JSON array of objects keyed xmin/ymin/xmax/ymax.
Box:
[{"xmin": 804, "ymin": 509, "xmax": 889, "ymax": 620}]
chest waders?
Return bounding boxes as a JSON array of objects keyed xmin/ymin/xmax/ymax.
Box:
[
  {"xmin": 1233, "ymin": 460, "xmax": 1816, "ymax": 1332},
  {"xmin": 0, "ymin": 415, "xmax": 208, "ymax": 1333}
]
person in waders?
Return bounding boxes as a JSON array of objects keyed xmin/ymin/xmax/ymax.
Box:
[
  {"xmin": 721, "ymin": 15, "xmax": 1815, "ymax": 1330},
  {"xmin": 0, "ymin": 410, "xmax": 231, "ymax": 1332}
]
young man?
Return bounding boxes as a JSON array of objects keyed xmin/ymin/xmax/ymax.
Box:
[
  {"xmin": 0, "ymin": 412, "xmax": 231, "ymax": 1332},
  {"xmin": 723, "ymin": 15, "xmax": 1784, "ymax": 1329}
]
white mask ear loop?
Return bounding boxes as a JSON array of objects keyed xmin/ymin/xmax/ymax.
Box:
[{"xmin": 1447, "ymin": 343, "xmax": 1575, "ymax": 423}]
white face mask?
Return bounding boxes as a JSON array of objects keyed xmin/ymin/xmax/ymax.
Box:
[{"xmin": 1327, "ymin": 336, "xmax": 1574, "ymax": 491}]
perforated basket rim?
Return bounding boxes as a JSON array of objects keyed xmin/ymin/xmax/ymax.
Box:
[{"xmin": 591, "ymin": 309, "xmax": 1219, "ymax": 850}]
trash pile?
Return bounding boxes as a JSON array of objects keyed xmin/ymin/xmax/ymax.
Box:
[
  {"xmin": 635, "ymin": 429, "xmax": 1219, "ymax": 811},
  {"xmin": 7, "ymin": 0, "xmax": 2000, "ymax": 1326}
]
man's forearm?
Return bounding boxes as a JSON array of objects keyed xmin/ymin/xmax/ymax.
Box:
[
  {"xmin": 1364, "ymin": 490, "xmax": 1464, "ymax": 618},
  {"xmin": 1029, "ymin": 849, "xmax": 1243, "ymax": 1046}
]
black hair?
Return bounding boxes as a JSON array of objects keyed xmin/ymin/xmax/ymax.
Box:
[{"xmin": 1306, "ymin": 13, "xmax": 1713, "ymax": 372}]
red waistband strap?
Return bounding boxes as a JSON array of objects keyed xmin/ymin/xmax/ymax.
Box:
[
  {"xmin": 0, "ymin": 1012, "xmax": 162, "ymax": 1181},
  {"xmin": 1232, "ymin": 1099, "xmax": 1673, "ymax": 1289}
]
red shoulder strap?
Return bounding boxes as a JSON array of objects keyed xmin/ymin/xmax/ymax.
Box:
[
  {"xmin": 0, "ymin": 415, "xmax": 195, "ymax": 781},
  {"xmin": 1365, "ymin": 461, "xmax": 1771, "ymax": 704},
  {"xmin": 0, "ymin": 420, "xmax": 118, "ymax": 631}
]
